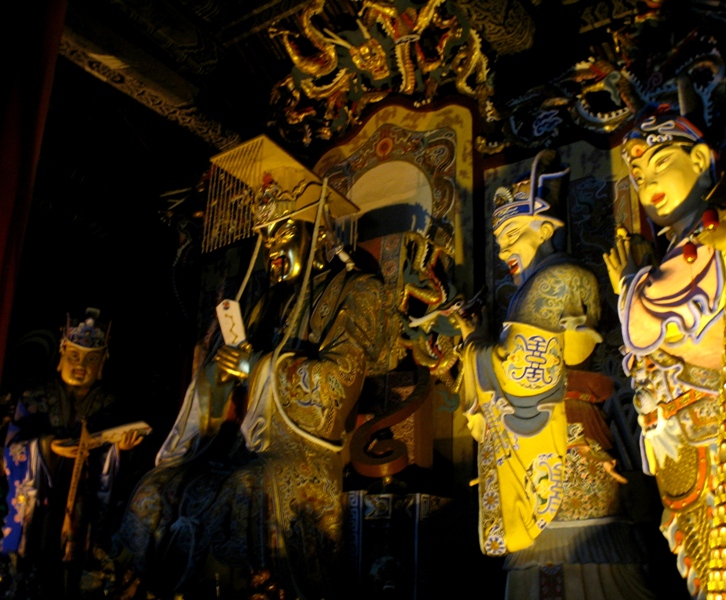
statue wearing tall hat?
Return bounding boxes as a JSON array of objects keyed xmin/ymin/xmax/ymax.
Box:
[
  {"xmin": 458, "ymin": 150, "xmax": 652, "ymax": 599},
  {"xmin": 112, "ymin": 137, "xmax": 390, "ymax": 599}
]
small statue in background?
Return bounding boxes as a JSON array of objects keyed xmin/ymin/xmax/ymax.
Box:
[
  {"xmin": 112, "ymin": 182, "xmax": 388, "ymax": 599},
  {"xmin": 1, "ymin": 309, "xmax": 144, "ymax": 599},
  {"xmin": 458, "ymin": 150, "xmax": 652, "ymax": 598},
  {"xmin": 604, "ymin": 103, "xmax": 724, "ymax": 598}
]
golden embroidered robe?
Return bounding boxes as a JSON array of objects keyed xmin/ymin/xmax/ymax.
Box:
[
  {"xmin": 461, "ymin": 254, "xmax": 651, "ymax": 598},
  {"xmin": 114, "ymin": 268, "xmax": 387, "ymax": 598}
]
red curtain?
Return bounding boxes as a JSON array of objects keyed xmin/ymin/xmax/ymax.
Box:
[{"xmin": 0, "ymin": 1, "xmax": 68, "ymax": 385}]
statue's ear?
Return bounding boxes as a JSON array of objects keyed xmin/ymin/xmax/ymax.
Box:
[
  {"xmin": 540, "ymin": 221, "xmax": 555, "ymax": 242},
  {"xmin": 691, "ymin": 143, "xmax": 713, "ymax": 181}
]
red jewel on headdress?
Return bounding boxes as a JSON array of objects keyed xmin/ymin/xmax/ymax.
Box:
[
  {"xmin": 702, "ymin": 208, "xmax": 720, "ymax": 231},
  {"xmin": 683, "ymin": 240, "xmax": 698, "ymax": 263}
]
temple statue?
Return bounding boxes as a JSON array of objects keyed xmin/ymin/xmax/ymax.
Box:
[
  {"xmin": 458, "ymin": 150, "xmax": 653, "ymax": 598},
  {"xmin": 604, "ymin": 103, "xmax": 725, "ymax": 598},
  {"xmin": 1, "ymin": 309, "xmax": 144, "ymax": 599},
  {"xmin": 112, "ymin": 173, "xmax": 388, "ymax": 599}
]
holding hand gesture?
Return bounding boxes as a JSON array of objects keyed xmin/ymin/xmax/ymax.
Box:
[
  {"xmin": 215, "ymin": 342, "xmax": 254, "ymax": 383},
  {"xmin": 118, "ymin": 430, "xmax": 144, "ymax": 452}
]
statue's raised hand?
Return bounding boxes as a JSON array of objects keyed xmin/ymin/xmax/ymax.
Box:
[{"xmin": 603, "ymin": 229, "xmax": 639, "ymax": 295}]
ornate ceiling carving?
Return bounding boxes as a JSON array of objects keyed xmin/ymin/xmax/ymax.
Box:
[{"xmin": 59, "ymin": 0, "xmax": 726, "ymax": 155}]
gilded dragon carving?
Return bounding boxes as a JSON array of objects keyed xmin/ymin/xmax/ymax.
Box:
[
  {"xmin": 268, "ymin": 0, "xmax": 489, "ymax": 143},
  {"xmin": 268, "ymin": 0, "xmax": 337, "ymax": 79},
  {"xmin": 268, "ymin": 2, "xmax": 726, "ymax": 152},
  {"xmin": 397, "ymin": 228, "xmax": 465, "ymax": 395}
]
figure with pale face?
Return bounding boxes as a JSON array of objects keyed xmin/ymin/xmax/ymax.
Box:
[
  {"xmin": 113, "ymin": 183, "xmax": 387, "ymax": 599},
  {"xmin": 604, "ymin": 105, "xmax": 724, "ymax": 598},
  {"xmin": 2, "ymin": 310, "xmax": 143, "ymax": 599},
  {"xmin": 459, "ymin": 150, "xmax": 651, "ymax": 599},
  {"xmin": 493, "ymin": 194, "xmax": 560, "ymax": 288}
]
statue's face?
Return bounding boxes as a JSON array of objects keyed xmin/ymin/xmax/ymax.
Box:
[
  {"xmin": 58, "ymin": 341, "xmax": 106, "ymax": 390},
  {"xmin": 495, "ymin": 216, "xmax": 544, "ymax": 285},
  {"xmin": 629, "ymin": 143, "xmax": 707, "ymax": 227},
  {"xmin": 261, "ymin": 218, "xmax": 311, "ymax": 286}
]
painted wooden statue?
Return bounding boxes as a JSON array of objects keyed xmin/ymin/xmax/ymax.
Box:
[
  {"xmin": 604, "ymin": 104, "xmax": 725, "ymax": 598},
  {"xmin": 1, "ymin": 309, "xmax": 144, "ymax": 599},
  {"xmin": 459, "ymin": 150, "xmax": 653, "ymax": 598},
  {"xmin": 112, "ymin": 173, "xmax": 389, "ymax": 599}
]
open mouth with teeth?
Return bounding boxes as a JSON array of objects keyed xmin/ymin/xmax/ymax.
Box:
[{"xmin": 506, "ymin": 258, "xmax": 520, "ymax": 276}]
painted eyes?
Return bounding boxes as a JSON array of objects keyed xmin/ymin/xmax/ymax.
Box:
[
  {"xmin": 506, "ymin": 229, "xmax": 522, "ymax": 243},
  {"xmin": 631, "ymin": 150, "xmax": 678, "ymax": 185},
  {"xmin": 264, "ymin": 225, "xmax": 298, "ymax": 248},
  {"xmin": 654, "ymin": 153, "xmax": 672, "ymax": 173},
  {"xmin": 496, "ymin": 228, "xmax": 521, "ymax": 249},
  {"xmin": 65, "ymin": 352, "xmax": 100, "ymax": 365}
]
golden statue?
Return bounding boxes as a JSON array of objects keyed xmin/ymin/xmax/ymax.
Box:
[
  {"xmin": 459, "ymin": 150, "xmax": 653, "ymax": 598},
  {"xmin": 112, "ymin": 165, "xmax": 389, "ymax": 599},
  {"xmin": 604, "ymin": 103, "xmax": 724, "ymax": 599}
]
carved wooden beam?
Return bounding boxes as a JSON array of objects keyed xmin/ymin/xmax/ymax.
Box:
[{"xmin": 59, "ymin": 24, "xmax": 241, "ymax": 150}]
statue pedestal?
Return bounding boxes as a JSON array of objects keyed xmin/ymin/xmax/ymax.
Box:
[{"xmin": 343, "ymin": 491, "xmax": 453, "ymax": 599}]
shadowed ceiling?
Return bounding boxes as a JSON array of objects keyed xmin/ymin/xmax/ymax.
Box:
[{"xmin": 60, "ymin": 0, "xmax": 725, "ymax": 152}]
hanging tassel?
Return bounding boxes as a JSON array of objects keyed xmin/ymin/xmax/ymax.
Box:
[
  {"xmin": 683, "ymin": 240, "xmax": 698, "ymax": 263},
  {"xmin": 703, "ymin": 208, "xmax": 720, "ymax": 231}
]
